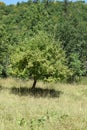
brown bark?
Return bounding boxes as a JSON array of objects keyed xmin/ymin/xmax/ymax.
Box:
[{"xmin": 32, "ymin": 78, "xmax": 37, "ymax": 89}]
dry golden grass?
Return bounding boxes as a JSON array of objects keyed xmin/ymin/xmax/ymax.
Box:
[{"xmin": 0, "ymin": 78, "xmax": 87, "ymax": 130}]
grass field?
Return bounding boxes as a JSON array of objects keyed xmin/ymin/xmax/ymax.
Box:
[{"xmin": 0, "ymin": 78, "xmax": 87, "ymax": 130}]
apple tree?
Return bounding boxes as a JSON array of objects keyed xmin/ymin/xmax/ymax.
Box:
[{"xmin": 10, "ymin": 32, "xmax": 70, "ymax": 89}]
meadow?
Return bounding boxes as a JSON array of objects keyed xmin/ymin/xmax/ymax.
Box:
[{"xmin": 0, "ymin": 78, "xmax": 87, "ymax": 130}]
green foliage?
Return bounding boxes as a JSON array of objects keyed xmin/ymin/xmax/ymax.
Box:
[
  {"xmin": 0, "ymin": 24, "xmax": 9, "ymax": 77},
  {"xmin": 17, "ymin": 117, "xmax": 27, "ymax": 126},
  {"xmin": 55, "ymin": 13, "xmax": 87, "ymax": 77},
  {"xmin": 30, "ymin": 116, "xmax": 47, "ymax": 130},
  {"xmin": 10, "ymin": 32, "xmax": 70, "ymax": 84},
  {"xmin": 68, "ymin": 53, "xmax": 83, "ymax": 82},
  {"xmin": 0, "ymin": 1, "xmax": 87, "ymax": 82}
]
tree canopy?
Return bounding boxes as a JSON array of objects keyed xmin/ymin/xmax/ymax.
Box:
[
  {"xmin": 0, "ymin": 1, "xmax": 87, "ymax": 83},
  {"xmin": 10, "ymin": 32, "xmax": 70, "ymax": 88}
]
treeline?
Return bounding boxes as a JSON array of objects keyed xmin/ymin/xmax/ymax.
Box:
[{"xmin": 0, "ymin": 1, "xmax": 87, "ymax": 84}]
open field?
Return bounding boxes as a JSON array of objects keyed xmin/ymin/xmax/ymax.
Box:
[{"xmin": 0, "ymin": 78, "xmax": 87, "ymax": 130}]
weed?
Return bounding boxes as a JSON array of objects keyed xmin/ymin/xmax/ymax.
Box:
[{"xmin": 17, "ymin": 117, "xmax": 27, "ymax": 126}]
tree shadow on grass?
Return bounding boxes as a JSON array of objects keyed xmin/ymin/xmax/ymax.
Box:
[{"xmin": 11, "ymin": 87, "xmax": 63, "ymax": 98}]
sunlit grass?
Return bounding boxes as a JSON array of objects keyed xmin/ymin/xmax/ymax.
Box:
[{"xmin": 0, "ymin": 78, "xmax": 87, "ymax": 130}]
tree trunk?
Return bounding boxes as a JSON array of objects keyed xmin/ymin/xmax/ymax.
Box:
[{"xmin": 32, "ymin": 78, "xmax": 37, "ymax": 89}]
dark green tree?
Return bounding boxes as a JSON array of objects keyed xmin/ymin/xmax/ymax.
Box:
[{"xmin": 0, "ymin": 24, "xmax": 9, "ymax": 77}]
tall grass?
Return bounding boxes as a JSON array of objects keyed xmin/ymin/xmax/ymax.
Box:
[{"xmin": 0, "ymin": 78, "xmax": 87, "ymax": 130}]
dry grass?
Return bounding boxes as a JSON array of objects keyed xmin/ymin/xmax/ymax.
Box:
[{"xmin": 0, "ymin": 78, "xmax": 87, "ymax": 130}]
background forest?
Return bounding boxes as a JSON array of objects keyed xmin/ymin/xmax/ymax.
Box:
[{"xmin": 0, "ymin": 0, "xmax": 87, "ymax": 84}]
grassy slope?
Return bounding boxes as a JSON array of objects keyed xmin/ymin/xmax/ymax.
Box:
[{"xmin": 0, "ymin": 78, "xmax": 87, "ymax": 130}]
